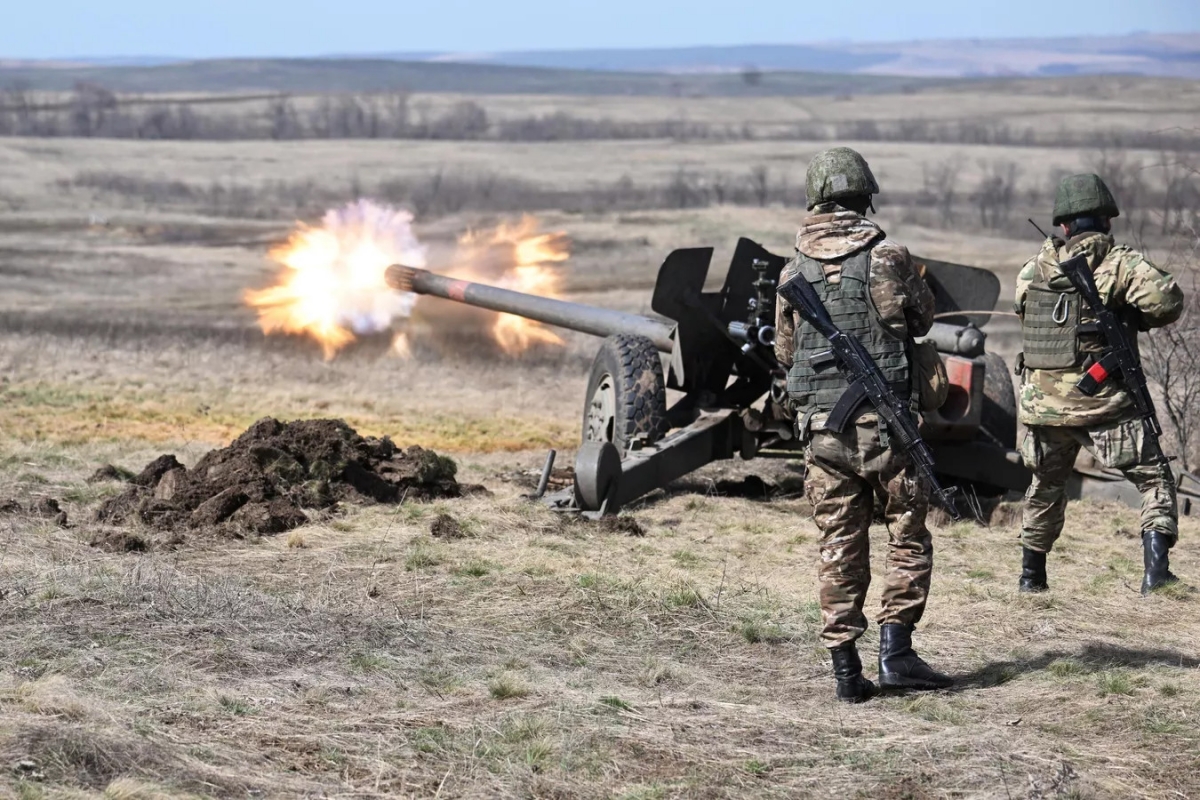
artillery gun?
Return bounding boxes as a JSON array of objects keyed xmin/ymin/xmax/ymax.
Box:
[{"xmin": 386, "ymin": 239, "xmax": 1200, "ymax": 517}]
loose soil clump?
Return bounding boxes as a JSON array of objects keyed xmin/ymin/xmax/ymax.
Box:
[
  {"xmin": 430, "ymin": 513, "xmax": 470, "ymax": 539},
  {"xmin": 96, "ymin": 417, "xmax": 462, "ymax": 536},
  {"xmin": 1, "ymin": 497, "xmax": 69, "ymax": 527}
]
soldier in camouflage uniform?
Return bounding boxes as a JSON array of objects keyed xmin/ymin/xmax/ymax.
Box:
[
  {"xmin": 776, "ymin": 147, "xmax": 953, "ymax": 703},
  {"xmin": 1015, "ymin": 173, "xmax": 1184, "ymax": 595}
]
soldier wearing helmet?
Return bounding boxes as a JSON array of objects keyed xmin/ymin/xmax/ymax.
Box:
[
  {"xmin": 775, "ymin": 147, "xmax": 952, "ymax": 703},
  {"xmin": 1015, "ymin": 173, "xmax": 1184, "ymax": 595}
]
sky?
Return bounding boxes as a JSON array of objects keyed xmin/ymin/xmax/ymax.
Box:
[{"xmin": 4, "ymin": 0, "xmax": 1198, "ymax": 60}]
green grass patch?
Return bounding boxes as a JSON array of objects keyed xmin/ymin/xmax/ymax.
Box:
[
  {"xmin": 599, "ymin": 696, "xmax": 634, "ymax": 713},
  {"xmin": 739, "ymin": 618, "xmax": 789, "ymax": 644},
  {"xmin": 663, "ymin": 585, "xmax": 703, "ymax": 609},
  {"xmin": 453, "ymin": 559, "xmax": 497, "ymax": 578},
  {"xmin": 744, "ymin": 759, "xmax": 771, "ymax": 776},
  {"xmin": 489, "ymin": 674, "xmax": 531, "ymax": 700},
  {"xmin": 1047, "ymin": 658, "xmax": 1090, "ymax": 679},
  {"xmin": 1140, "ymin": 707, "xmax": 1187, "ymax": 735},
  {"xmin": 1097, "ymin": 669, "xmax": 1147, "ymax": 697},
  {"xmin": 217, "ymin": 694, "xmax": 253, "ymax": 716},
  {"xmin": 1107, "ymin": 555, "xmax": 1137, "ymax": 574},
  {"xmin": 966, "ymin": 567, "xmax": 994, "ymax": 580},
  {"xmin": 411, "ymin": 725, "xmax": 453, "ymax": 754},
  {"xmin": 671, "ymin": 548, "xmax": 701, "ymax": 568},
  {"xmin": 577, "ymin": 573, "xmax": 602, "ymax": 589},
  {"xmin": 62, "ymin": 483, "xmax": 122, "ymax": 504},
  {"xmin": 1149, "ymin": 581, "xmax": 1193, "ymax": 601},
  {"xmin": 405, "ymin": 541, "xmax": 443, "ymax": 571},
  {"xmin": 349, "ymin": 652, "xmax": 388, "ymax": 673},
  {"xmin": 900, "ymin": 696, "xmax": 966, "ymax": 725},
  {"xmin": 419, "ymin": 666, "xmax": 463, "ymax": 695}
]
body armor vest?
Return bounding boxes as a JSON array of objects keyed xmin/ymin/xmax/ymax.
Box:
[
  {"xmin": 1021, "ymin": 259, "xmax": 1114, "ymax": 370},
  {"xmin": 786, "ymin": 247, "xmax": 910, "ymax": 416}
]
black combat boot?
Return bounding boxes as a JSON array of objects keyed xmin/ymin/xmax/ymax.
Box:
[
  {"xmin": 831, "ymin": 643, "xmax": 877, "ymax": 703},
  {"xmin": 1018, "ymin": 547, "xmax": 1049, "ymax": 593},
  {"xmin": 878, "ymin": 623, "xmax": 953, "ymax": 691},
  {"xmin": 1141, "ymin": 531, "xmax": 1178, "ymax": 595}
]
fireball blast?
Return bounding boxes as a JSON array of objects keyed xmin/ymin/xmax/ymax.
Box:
[{"xmin": 387, "ymin": 239, "xmax": 1200, "ymax": 518}]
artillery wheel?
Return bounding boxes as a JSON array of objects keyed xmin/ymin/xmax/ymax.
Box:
[
  {"xmin": 980, "ymin": 352, "xmax": 1017, "ymax": 449},
  {"xmin": 574, "ymin": 441, "xmax": 622, "ymax": 513},
  {"xmin": 582, "ymin": 334, "xmax": 669, "ymax": 455}
]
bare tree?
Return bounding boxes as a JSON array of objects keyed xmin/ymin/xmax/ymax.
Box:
[
  {"xmin": 268, "ymin": 95, "xmax": 302, "ymax": 140},
  {"xmin": 748, "ymin": 166, "xmax": 770, "ymax": 207},
  {"xmin": 67, "ymin": 82, "xmax": 117, "ymax": 137},
  {"xmin": 921, "ymin": 156, "xmax": 964, "ymax": 223},
  {"xmin": 1143, "ymin": 229, "xmax": 1200, "ymax": 470},
  {"xmin": 972, "ymin": 159, "xmax": 1021, "ymax": 229}
]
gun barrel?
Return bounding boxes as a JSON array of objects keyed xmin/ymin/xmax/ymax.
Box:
[
  {"xmin": 920, "ymin": 322, "xmax": 987, "ymax": 358},
  {"xmin": 387, "ymin": 265, "xmax": 677, "ymax": 353}
]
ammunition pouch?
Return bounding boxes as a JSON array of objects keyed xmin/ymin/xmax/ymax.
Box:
[
  {"xmin": 1021, "ymin": 284, "xmax": 1082, "ymax": 369},
  {"xmin": 912, "ymin": 340, "xmax": 949, "ymax": 411}
]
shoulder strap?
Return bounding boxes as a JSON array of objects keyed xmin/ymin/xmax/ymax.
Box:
[
  {"xmin": 839, "ymin": 247, "xmax": 872, "ymax": 285},
  {"xmin": 799, "ymin": 256, "xmax": 825, "ymax": 283}
]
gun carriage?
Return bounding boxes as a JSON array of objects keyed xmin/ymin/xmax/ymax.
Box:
[{"xmin": 386, "ymin": 239, "xmax": 1200, "ymax": 517}]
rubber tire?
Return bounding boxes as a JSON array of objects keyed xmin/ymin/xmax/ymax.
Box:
[
  {"xmin": 980, "ymin": 352, "xmax": 1017, "ymax": 449},
  {"xmin": 582, "ymin": 334, "xmax": 670, "ymax": 456}
]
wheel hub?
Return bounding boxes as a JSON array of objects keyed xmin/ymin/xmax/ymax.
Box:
[{"xmin": 584, "ymin": 372, "xmax": 617, "ymax": 444}]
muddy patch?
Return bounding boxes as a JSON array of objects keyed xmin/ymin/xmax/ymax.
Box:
[{"xmin": 95, "ymin": 417, "xmax": 463, "ymax": 537}]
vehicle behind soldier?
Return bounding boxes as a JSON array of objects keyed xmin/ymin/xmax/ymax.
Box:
[
  {"xmin": 775, "ymin": 147, "xmax": 953, "ymax": 703},
  {"xmin": 1015, "ymin": 173, "xmax": 1185, "ymax": 595}
]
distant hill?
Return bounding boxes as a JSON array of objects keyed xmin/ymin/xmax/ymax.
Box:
[
  {"xmin": 383, "ymin": 33, "xmax": 1200, "ymax": 79},
  {"xmin": 4, "ymin": 32, "xmax": 1198, "ymax": 97},
  {"xmin": 0, "ymin": 58, "xmax": 939, "ymax": 96}
]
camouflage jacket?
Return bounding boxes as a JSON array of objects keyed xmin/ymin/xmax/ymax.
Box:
[
  {"xmin": 775, "ymin": 207, "xmax": 935, "ymax": 420},
  {"xmin": 1015, "ymin": 232, "xmax": 1184, "ymax": 427}
]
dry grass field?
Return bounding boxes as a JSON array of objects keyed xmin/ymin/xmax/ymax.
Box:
[{"xmin": 2, "ymin": 78, "xmax": 1199, "ymax": 799}]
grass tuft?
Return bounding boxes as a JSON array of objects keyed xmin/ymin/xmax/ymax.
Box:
[
  {"xmin": 489, "ymin": 674, "xmax": 531, "ymax": 700},
  {"xmin": 599, "ymin": 696, "xmax": 634, "ymax": 713},
  {"xmin": 216, "ymin": 694, "xmax": 253, "ymax": 716},
  {"xmin": 900, "ymin": 696, "xmax": 967, "ymax": 725},
  {"xmin": 1097, "ymin": 670, "xmax": 1147, "ymax": 697},
  {"xmin": 405, "ymin": 540, "xmax": 443, "ymax": 571},
  {"xmin": 663, "ymin": 584, "xmax": 703, "ymax": 610},
  {"xmin": 453, "ymin": 558, "xmax": 496, "ymax": 578}
]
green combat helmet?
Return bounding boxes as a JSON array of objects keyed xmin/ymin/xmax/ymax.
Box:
[
  {"xmin": 1052, "ymin": 173, "xmax": 1120, "ymax": 225},
  {"xmin": 805, "ymin": 147, "xmax": 880, "ymax": 210}
]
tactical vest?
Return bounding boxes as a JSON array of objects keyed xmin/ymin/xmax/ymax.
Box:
[
  {"xmin": 1021, "ymin": 260, "xmax": 1110, "ymax": 370},
  {"xmin": 786, "ymin": 247, "xmax": 910, "ymax": 417}
]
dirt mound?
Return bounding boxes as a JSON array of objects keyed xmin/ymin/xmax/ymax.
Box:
[
  {"xmin": 96, "ymin": 417, "xmax": 462, "ymax": 536},
  {"xmin": 598, "ymin": 515, "xmax": 645, "ymax": 536},
  {"xmin": 0, "ymin": 497, "xmax": 68, "ymax": 527},
  {"xmin": 87, "ymin": 464, "xmax": 135, "ymax": 483}
]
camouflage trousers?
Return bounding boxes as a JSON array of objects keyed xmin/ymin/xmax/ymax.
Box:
[
  {"xmin": 804, "ymin": 417, "xmax": 934, "ymax": 649},
  {"xmin": 1020, "ymin": 419, "xmax": 1178, "ymax": 552}
]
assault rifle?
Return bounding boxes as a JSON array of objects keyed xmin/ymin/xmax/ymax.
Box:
[
  {"xmin": 778, "ymin": 275, "xmax": 962, "ymax": 520},
  {"xmin": 1056, "ymin": 253, "xmax": 1167, "ymax": 461}
]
